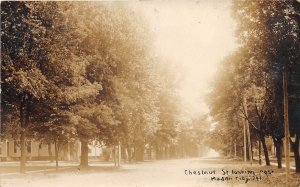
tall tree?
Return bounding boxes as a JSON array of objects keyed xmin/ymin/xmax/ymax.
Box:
[{"xmin": 2, "ymin": 2, "xmax": 51, "ymax": 173}]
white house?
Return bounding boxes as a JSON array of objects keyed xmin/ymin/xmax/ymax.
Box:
[{"xmin": 0, "ymin": 139, "xmax": 103, "ymax": 162}]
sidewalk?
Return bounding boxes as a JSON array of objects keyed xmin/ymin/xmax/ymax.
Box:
[{"xmin": 0, "ymin": 160, "xmax": 116, "ymax": 177}]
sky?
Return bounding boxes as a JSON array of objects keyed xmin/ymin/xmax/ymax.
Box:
[{"xmin": 132, "ymin": 0, "xmax": 238, "ymax": 117}]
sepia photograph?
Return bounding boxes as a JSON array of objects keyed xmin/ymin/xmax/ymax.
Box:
[{"xmin": 1, "ymin": 0, "xmax": 300, "ymax": 186}]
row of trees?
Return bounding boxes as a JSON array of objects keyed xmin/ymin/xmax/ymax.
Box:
[
  {"xmin": 1, "ymin": 2, "xmax": 207, "ymax": 173},
  {"xmin": 207, "ymin": 0, "xmax": 300, "ymax": 172}
]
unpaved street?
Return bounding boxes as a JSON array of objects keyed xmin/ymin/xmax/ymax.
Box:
[{"xmin": 0, "ymin": 158, "xmax": 275, "ymax": 187}]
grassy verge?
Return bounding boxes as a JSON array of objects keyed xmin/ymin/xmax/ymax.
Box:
[{"xmin": 225, "ymin": 164, "xmax": 300, "ymax": 187}]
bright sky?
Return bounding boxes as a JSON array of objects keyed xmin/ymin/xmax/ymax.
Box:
[{"xmin": 132, "ymin": 0, "xmax": 238, "ymax": 116}]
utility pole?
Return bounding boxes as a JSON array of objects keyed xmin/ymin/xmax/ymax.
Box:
[
  {"xmin": 246, "ymin": 119, "xmax": 252, "ymax": 165},
  {"xmin": 283, "ymin": 69, "xmax": 290, "ymax": 175},
  {"xmin": 244, "ymin": 97, "xmax": 252, "ymax": 165},
  {"xmin": 243, "ymin": 118, "xmax": 247, "ymax": 162}
]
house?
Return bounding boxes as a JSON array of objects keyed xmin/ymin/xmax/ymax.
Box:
[{"xmin": 0, "ymin": 139, "xmax": 103, "ymax": 162}]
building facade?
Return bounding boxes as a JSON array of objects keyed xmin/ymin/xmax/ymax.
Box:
[{"xmin": 0, "ymin": 140, "xmax": 103, "ymax": 162}]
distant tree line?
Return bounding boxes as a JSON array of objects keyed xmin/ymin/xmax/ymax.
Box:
[{"xmin": 207, "ymin": 0, "xmax": 300, "ymax": 173}]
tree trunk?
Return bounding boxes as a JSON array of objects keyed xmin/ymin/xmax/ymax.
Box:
[
  {"xmin": 48, "ymin": 143, "xmax": 53, "ymax": 162},
  {"xmin": 19, "ymin": 94, "xmax": 28, "ymax": 173},
  {"xmin": 80, "ymin": 139, "xmax": 89, "ymax": 168},
  {"xmin": 20, "ymin": 130, "xmax": 26, "ymax": 173},
  {"xmin": 127, "ymin": 146, "xmax": 132, "ymax": 163},
  {"xmin": 139, "ymin": 144, "xmax": 144, "ymax": 161},
  {"xmin": 149, "ymin": 145, "xmax": 152, "ymax": 160},
  {"xmin": 155, "ymin": 143, "xmax": 160, "ymax": 160},
  {"xmin": 139, "ymin": 144, "xmax": 145, "ymax": 161},
  {"xmin": 292, "ymin": 134, "xmax": 300, "ymax": 173},
  {"xmin": 283, "ymin": 70, "xmax": 290, "ymax": 174},
  {"xmin": 234, "ymin": 142, "xmax": 237, "ymax": 157},
  {"xmin": 113, "ymin": 145, "xmax": 117, "ymax": 167},
  {"xmin": 118, "ymin": 142, "xmax": 121, "ymax": 167},
  {"xmin": 259, "ymin": 138, "xmax": 262, "ymax": 165},
  {"xmin": 274, "ymin": 138, "xmax": 282, "ymax": 168},
  {"xmin": 54, "ymin": 140, "xmax": 59, "ymax": 170},
  {"xmin": 261, "ymin": 136, "xmax": 270, "ymax": 166},
  {"xmin": 121, "ymin": 146, "xmax": 127, "ymax": 162},
  {"xmin": 132, "ymin": 146, "xmax": 136, "ymax": 161},
  {"xmin": 133, "ymin": 141, "xmax": 144, "ymax": 162}
]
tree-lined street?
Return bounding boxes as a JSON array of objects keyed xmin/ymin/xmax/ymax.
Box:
[{"xmin": 1, "ymin": 1, "xmax": 300, "ymax": 186}]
